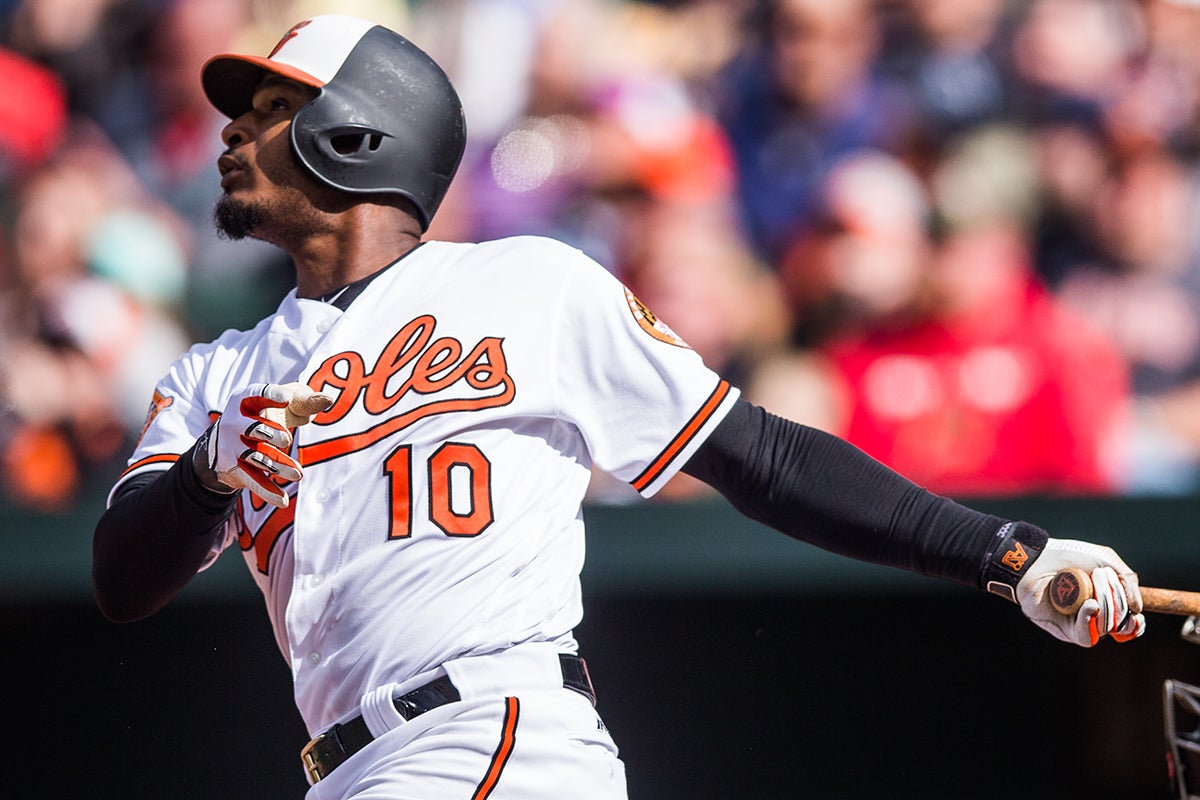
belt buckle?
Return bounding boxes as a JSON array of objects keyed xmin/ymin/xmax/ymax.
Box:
[{"xmin": 300, "ymin": 733, "xmax": 329, "ymax": 786}]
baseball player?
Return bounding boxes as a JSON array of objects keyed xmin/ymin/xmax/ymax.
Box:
[{"xmin": 93, "ymin": 15, "xmax": 1145, "ymax": 799}]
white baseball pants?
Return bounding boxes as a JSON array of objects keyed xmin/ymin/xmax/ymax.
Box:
[{"xmin": 305, "ymin": 644, "xmax": 628, "ymax": 799}]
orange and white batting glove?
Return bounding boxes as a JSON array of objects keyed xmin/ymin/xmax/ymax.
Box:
[
  {"xmin": 1016, "ymin": 538, "xmax": 1145, "ymax": 647},
  {"xmin": 194, "ymin": 383, "xmax": 331, "ymax": 509},
  {"xmin": 1089, "ymin": 566, "xmax": 1147, "ymax": 644}
]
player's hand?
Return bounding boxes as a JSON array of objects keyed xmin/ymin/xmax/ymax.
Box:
[
  {"xmin": 1016, "ymin": 538, "xmax": 1145, "ymax": 647},
  {"xmin": 195, "ymin": 383, "xmax": 331, "ymax": 508}
]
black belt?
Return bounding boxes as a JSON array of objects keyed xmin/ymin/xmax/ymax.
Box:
[{"xmin": 301, "ymin": 653, "xmax": 595, "ymax": 785}]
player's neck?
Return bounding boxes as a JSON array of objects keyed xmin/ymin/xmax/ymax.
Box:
[{"xmin": 290, "ymin": 209, "xmax": 423, "ymax": 299}]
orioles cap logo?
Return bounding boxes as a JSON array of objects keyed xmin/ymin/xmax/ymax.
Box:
[{"xmin": 269, "ymin": 19, "xmax": 312, "ymax": 58}]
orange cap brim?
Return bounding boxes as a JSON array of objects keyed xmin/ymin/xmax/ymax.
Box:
[{"xmin": 201, "ymin": 53, "xmax": 325, "ymax": 119}]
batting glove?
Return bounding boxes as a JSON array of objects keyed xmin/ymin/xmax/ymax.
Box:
[
  {"xmin": 194, "ymin": 383, "xmax": 329, "ymax": 509},
  {"xmin": 1016, "ymin": 538, "xmax": 1145, "ymax": 647}
]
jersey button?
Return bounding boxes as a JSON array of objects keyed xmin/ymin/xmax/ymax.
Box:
[
  {"xmin": 315, "ymin": 489, "xmax": 330, "ymax": 504},
  {"xmin": 317, "ymin": 319, "xmax": 333, "ymax": 334},
  {"xmin": 308, "ymin": 652, "xmax": 322, "ymax": 666}
]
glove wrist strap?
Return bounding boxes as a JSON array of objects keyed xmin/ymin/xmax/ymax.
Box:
[
  {"xmin": 981, "ymin": 521, "xmax": 1049, "ymax": 603},
  {"xmin": 193, "ymin": 424, "xmax": 238, "ymax": 496}
]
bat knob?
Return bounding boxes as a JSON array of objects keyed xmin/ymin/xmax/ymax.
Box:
[{"xmin": 1050, "ymin": 567, "xmax": 1093, "ymax": 616}]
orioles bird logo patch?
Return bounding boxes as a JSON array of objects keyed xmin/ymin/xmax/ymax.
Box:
[
  {"xmin": 625, "ymin": 288, "xmax": 691, "ymax": 349},
  {"xmin": 137, "ymin": 389, "xmax": 174, "ymax": 445}
]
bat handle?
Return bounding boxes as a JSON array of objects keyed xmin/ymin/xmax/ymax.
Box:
[
  {"xmin": 1141, "ymin": 587, "xmax": 1200, "ymax": 616},
  {"xmin": 1049, "ymin": 567, "xmax": 1093, "ymax": 616}
]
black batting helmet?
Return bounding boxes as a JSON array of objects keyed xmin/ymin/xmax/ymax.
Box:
[{"xmin": 201, "ymin": 15, "xmax": 466, "ymax": 231}]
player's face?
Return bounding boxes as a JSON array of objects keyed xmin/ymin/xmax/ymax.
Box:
[{"xmin": 213, "ymin": 76, "xmax": 324, "ymax": 242}]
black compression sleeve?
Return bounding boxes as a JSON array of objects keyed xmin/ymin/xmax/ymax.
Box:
[
  {"xmin": 681, "ymin": 398, "xmax": 1025, "ymax": 589},
  {"xmin": 92, "ymin": 441, "xmax": 239, "ymax": 622}
]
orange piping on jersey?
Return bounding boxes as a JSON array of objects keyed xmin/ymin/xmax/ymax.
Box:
[
  {"xmin": 472, "ymin": 696, "xmax": 520, "ymax": 800},
  {"xmin": 119, "ymin": 453, "xmax": 180, "ymax": 478},
  {"xmin": 298, "ymin": 385, "xmax": 516, "ymax": 466},
  {"xmin": 631, "ymin": 379, "xmax": 731, "ymax": 493}
]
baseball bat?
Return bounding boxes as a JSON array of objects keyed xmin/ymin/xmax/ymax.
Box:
[{"xmin": 1049, "ymin": 567, "xmax": 1200, "ymax": 616}]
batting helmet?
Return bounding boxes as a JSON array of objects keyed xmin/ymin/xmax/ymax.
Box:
[{"xmin": 201, "ymin": 15, "xmax": 466, "ymax": 231}]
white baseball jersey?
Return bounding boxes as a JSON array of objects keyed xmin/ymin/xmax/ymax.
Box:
[{"xmin": 114, "ymin": 235, "xmax": 738, "ymax": 735}]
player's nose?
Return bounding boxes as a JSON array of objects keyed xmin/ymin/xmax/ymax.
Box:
[{"xmin": 221, "ymin": 113, "xmax": 255, "ymax": 149}]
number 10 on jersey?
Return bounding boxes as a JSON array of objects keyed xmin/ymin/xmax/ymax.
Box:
[{"xmin": 384, "ymin": 442, "xmax": 494, "ymax": 539}]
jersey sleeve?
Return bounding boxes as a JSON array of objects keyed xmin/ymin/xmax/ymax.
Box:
[
  {"xmin": 551, "ymin": 245, "xmax": 740, "ymax": 497},
  {"xmin": 108, "ymin": 342, "xmax": 223, "ymax": 501},
  {"xmin": 106, "ymin": 341, "xmax": 240, "ymax": 568}
]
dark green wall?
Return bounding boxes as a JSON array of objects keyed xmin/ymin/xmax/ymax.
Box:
[{"xmin": 5, "ymin": 492, "xmax": 1198, "ymax": 798}]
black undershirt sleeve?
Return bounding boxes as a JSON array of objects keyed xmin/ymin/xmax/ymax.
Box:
[
  {"xmin": 92, "ymin": 441, "xmax": 239, "ymax": 622},
  {"xmin": 93, "ymin": 397, "xmax": 1029, "ymax": 621},
  {"xmin": 681, "ymin": 398, "xmax": 1013, "ymax": 589}
]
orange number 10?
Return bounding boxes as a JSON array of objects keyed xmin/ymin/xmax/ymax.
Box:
[{"xmin": 384, "ymin": 442, "xmax": 494, "ymax": 540}]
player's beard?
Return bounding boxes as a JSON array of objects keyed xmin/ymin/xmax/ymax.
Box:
[{"xmin": 213, "ymin": 195, "xmax": 265, "ymax": 241}]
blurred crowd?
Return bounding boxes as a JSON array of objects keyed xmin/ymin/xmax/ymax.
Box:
[{"xmin": 5, "ymin": 0, "xmax": 1200, "ymax": 512}]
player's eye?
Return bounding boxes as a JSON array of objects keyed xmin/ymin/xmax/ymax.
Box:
[{"xmin": 250, "ymin": 90, "xmax": 292, "ymax": 114}]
